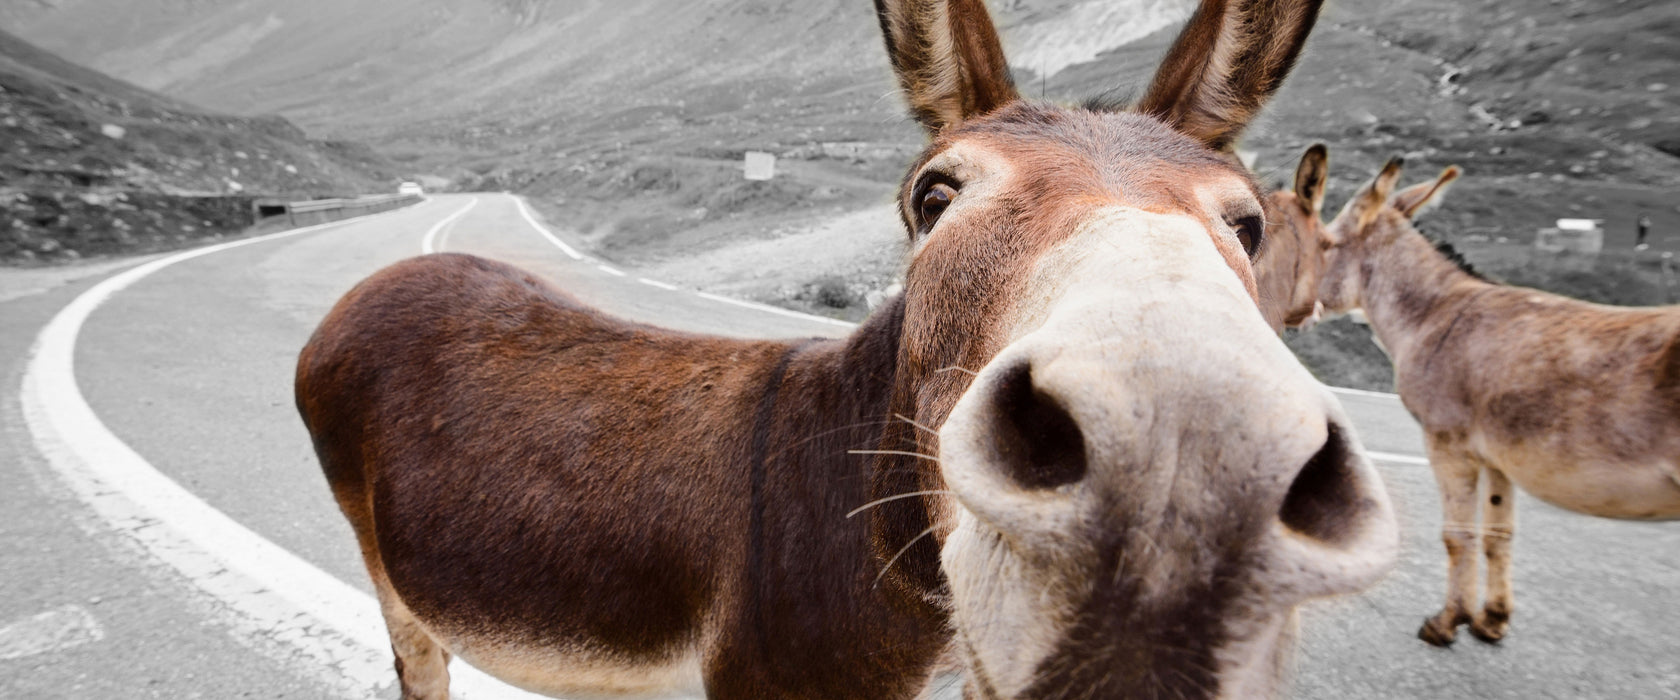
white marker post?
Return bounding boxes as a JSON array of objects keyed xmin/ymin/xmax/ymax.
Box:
[{"xmin": 744, "ymin": 151, "xmax": 775, "ymax": 181}]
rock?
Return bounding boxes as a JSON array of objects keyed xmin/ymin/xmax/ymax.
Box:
[{"xmin": 100, "ymin": 124, "xmax": 125, "ymax": 139}]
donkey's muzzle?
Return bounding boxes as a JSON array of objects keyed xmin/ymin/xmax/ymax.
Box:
[{"xmin": 933, "ymin": 206, "xmax": 1397, "ymax": 698}]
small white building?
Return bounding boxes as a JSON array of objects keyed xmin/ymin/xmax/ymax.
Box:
[{"xmin": 1535, "ymin": 218, "xmax": 1603, "ymax": 255}]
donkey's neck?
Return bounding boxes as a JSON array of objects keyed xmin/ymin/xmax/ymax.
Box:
[
  {"xmin": 742, "ymin": 294, "xmax": 947, "ymax": 692},
  {"xmin": 1359, "ymin": 222, "xmax": 1491, "ymax": 364}
]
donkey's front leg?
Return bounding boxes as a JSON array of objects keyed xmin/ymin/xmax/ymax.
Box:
[
  {"xmin": 1418, "ymin": 450, "xmax": 1480, "ymax": 647},
  {"xmin": 1470, "ymin": 466, "xmax": 1515, "ymax": 643}
]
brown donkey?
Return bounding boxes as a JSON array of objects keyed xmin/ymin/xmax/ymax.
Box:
[
  {"xmin": 1254, "ymin": 144, "xmax": 1331, "ymax": 331},
  {"xmin": 295, "ymin": 1, "xmax": 1400, "ymax": 697},
  {"xmin": 1316, "ymin": 159, "xmax": 1680, "ymax": 647}
]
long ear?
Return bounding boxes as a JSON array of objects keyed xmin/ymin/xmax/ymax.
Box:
[
  {"xmin": 1390, "ymin": 165, "xmax": 1461, "ymax": 220},
  {"xmin": 1354, "ymin": 156, "xmax": 1405, "ymax": 229},
  {"xmin": 875, "ymin": 0, "xmax": 1019, "ymax": 135},
  {"xmin": 1293, "ymin": 143, "xmax": 1328, "ymax": 215},
  {"xmin": 1134, "ymin": 0, "xmax": 1324, "ymax": 151}
]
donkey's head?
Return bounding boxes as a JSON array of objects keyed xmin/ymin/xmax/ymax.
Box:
[
  {"xmin": 866, "ymin": 1, "xmax": 1399, "ymax": 698},
  {"xmin": 1317, "ymin": 157, "xmax": 1461, "ymax": 315},
  {"xmin": 1255, "ymin": 144, "xmax": 1331, "ymax": 330}
]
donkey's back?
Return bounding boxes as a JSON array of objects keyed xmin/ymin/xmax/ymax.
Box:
[{"xmin": 295, "ymin": 253, "xmax": 784, "ymax": 697}]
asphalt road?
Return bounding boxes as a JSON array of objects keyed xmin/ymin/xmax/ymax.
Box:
[{"xmin": 3, "ymin": 193, "xmax": 1676, "ymax": 699}]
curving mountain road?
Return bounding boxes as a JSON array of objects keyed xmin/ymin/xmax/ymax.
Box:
[{"xmin": 3, "ymin": 194, "xmax": 1676, "ymax": 699}]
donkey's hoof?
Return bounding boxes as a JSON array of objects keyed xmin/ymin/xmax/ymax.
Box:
[
  {"xmin": 1417, "ymin": 617, "xmax": 1459, "ymax": 647},
  {"xmin": 1470, "ymin": 611, "xmax": 1509, "ymax": 644}
]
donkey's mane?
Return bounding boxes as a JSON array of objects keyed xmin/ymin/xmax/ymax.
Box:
[
  {"xmin": 1425, "ymin": 234, "xmax": 1489, "ymax": 282},
  {"xmin": 1080, "ymin": 90, "xmax": 1137, "ymax": 113}
]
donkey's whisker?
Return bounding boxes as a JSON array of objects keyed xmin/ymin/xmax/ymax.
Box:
[
  {"xmin": 935, "ymin": 365, "xmax": 978, "ymax": 376},
  {"xmin": 873, "ymin": 524, "xmax": 942, "ymax": 589},
  {"xmin": 845, "ymin": 489, "xmax": 954, "ymax": 519},
  {"xmin": 847, "ymin": 449, "xmax": 940, "ymax": 462},
  {"xmin": 893, "ymin": 412, "xmax": 939, "ymax": 436}
]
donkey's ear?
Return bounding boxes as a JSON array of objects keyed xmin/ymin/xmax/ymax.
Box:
[
  {"xmin": 875, "ymin": 0, "xmax": 1019, "ymax": 135},
  {"xmin": 1355, "ymin": 156, "xmax": 1406, "ymax": 229},
  {"xmin": 1293, "ymin": 143, "xmax": 1328, "ymax": 215},
  {"xmin": 1391, "ymin": 165, "xmax": 1461, "ymax": 220},
  {"xmin": 1134, "ymin": 0, "xmax": 1324, "ymax": 152}
]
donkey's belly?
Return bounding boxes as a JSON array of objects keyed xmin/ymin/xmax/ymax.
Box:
[
  {"xmin": 1489, "ymin": 443, "xmax": 1680, "ymax": 520},
  {"xmin": 437, "ymin": 628, "xmax": 706, "ymax": 699}
]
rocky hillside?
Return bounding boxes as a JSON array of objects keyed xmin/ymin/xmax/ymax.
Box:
[
  {"xmin": 11, "ymin": 0, "xmax": 1671, "ymax": 257},
  {"xmin": 0, "ymin": 29, "xmax": 394, "ymax": 262}
]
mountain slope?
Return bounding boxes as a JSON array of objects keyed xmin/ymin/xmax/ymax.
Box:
[
  {"xmin": 7, "ymin": 0, "xmax": 1676, "ymax": 268},
  {"xmin": 0, "ymin": 29, "xmax": 394, "ymax": 261}
]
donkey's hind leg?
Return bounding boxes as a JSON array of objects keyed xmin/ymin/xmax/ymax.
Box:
[
  {"xmin": 379, "ymin": 590, "xmax": 453, "ymax": 700},
  {"xmin": 1418, "ymin": 448, "xmax": 1480, "ymax": 647},
  {"xmin": 1470, "ymin": 466, "xmax": 1515, "ymax": 643}
]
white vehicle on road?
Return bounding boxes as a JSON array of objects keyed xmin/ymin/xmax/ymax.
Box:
[{"xmin": 397, "ymin": 181, "xmax": 424, "ymax": 196}]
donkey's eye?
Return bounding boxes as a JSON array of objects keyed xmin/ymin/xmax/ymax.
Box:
[
  {"xmin": 1227, "ymin": 214, "xmax": 1264, "ymax": 257},
  {"xmin": 917, "ymin": 182, "xmax": 959, "ymax": 232}
]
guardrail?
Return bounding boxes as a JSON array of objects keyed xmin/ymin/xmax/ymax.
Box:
[{"xmin": 265, "ymin": 193, "xmax": 423, "ymax": 227}]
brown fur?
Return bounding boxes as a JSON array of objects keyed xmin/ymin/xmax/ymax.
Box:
[
  {"xmin": 295, "ymin": 1, "xmax": 1396, "ymax": 698},
  {"xmin": 1315, "ymin": 160, "xmax": 1680, "ymax": 648},
  {"xmin": 1254, "ymin": 144, "xmax": 1330, "ymax": 330},
  {"xmin": 1135, "ymin": 0, "xmax": 1325, "ymax": 151},
  {"xmin": 873, "ymin": 0, "xmax": 1018, "ymax": 132}
]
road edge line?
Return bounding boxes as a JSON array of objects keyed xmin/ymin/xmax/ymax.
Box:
[
  {"xmin": 510, "ymin": 195, "xmax": 583, "ymax": 260},
  {"xmin": 507, "ymin": 194, "xmax": 858, "ymax": 330},
  {"xmin": 1366, "ymin": 450, "xmax": 1430, "ymax": 466},
  {"xmin": 19, "ymin": 205, "xmax": 548, "ymax": 700},
  {"xmin": 1328, "ymin": 386, "xmax": 1401, "ymax": 400}
]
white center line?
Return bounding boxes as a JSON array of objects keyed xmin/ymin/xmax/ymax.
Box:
[
  {"xmin": 596, "ymin": 263, "xmax": 626, "ymax": 277},
  {"xmin": 420, "ymin": 198, "xmax": 480, "ymax": 254},
  {"xmin": 638, "ymin": 278, "xmax": 679, "ymax": 291}
]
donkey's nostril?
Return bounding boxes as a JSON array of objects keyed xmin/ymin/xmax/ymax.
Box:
[
  {"xmin": 989, "ymin": 362, "xmax": 1087, "ymax": 489},
  {"xmin": 1278, "ymin": 422, "xmax": 1369, "ymax": 546}
]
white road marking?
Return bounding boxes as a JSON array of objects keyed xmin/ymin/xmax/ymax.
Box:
[
  {"xmin": 420, "ymin": 198, "xmax": 480, "ymax": 254},
  {"xmin": 1329, "ymin": 386, "xmax": 1401, "ymax": 401},
  {"xmin": 511, "ymin": 195, "xmax": 584, "ymax": 260},
  {"xmin": 638, "ymin": 278, "xmax": 680, "ymax": 291},
  {"xmin": 505, "ymin": 194, "xmax": 856, "ymax": 330},
  {"xmin": 695, "ymin": 291, "xmax": 858, "ymax": 328},
  {"xmin": 0, "ymin": 605, "xmax": 104, "ymax": 660},
  {"xmin": 20, "ymin": 204, "xmax": 550, "ymax": 700},
  {"xmin": 1367, "ymin": 450, "xmax": 1430, "ymax": 466}
]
